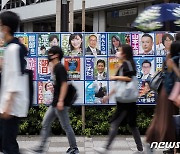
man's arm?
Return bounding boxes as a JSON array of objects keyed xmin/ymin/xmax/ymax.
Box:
[{"xmin": 57, "ymin": 82, "xmax": 68, "ymax": 111}]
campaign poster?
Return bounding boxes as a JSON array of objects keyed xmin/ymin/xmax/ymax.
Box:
[
  {"xmin": 38, "ymin": 58, "xmax": 51, "ymax": 80},
  {"xmin": 14, "ymin": 33, "xmax": 29, "ymax": 50},
  {"xmin": 138, "ymin": 33, "xmax": 155, "ymax": 56},
  {"xmin": 134, "ymin": 57, "xmax": 155, "ymax": 82},
  {"xmin": 131, "ymin": 33, "xmax": 140, "ymax": 55},
  {"xmin": 138, "ymin": 80, "xmax": 156, "ymax": 104},
  {"xmin": 28, "ymin": 34, "xmax": 37, "ymax": 57},
  {"xmin": 156, "ymin": 33, "xmax": 176, "ymax": 56},
  {"xmin": 71, "ymin": 81, "xmax": 84, "ymax": 105},
  {"xmin": 108, "ymin": 57, "xmax": 122, "ymax": 77},
  {"xmin": 84, "ymin": 33, "xmax": 107, "ymax": 56},
  {"xmin": 61, "ymin": 33, "xmax": 83, "ymax": 56},
  {"xmin": 64, "ymin": 57, "xmax": 81, "ymax": 80},
  {"xmin": 85, "ymin": 57, "xmax": 94, "ymax": 80},
  {"xmin": 38, "ymin": 81, "xmax": 54, "ymax": 105},
  {"xmin": 156, "ymin": 57, "xmax": 164, "ymax": 71},
  {"xmin": 26, "ymin": 58, "xmax": 37, "ymax": 80},
  {"xmin": 108, "ymin": 33, "xmax": 130, "ymax": 55},
  {"xmin": 85, "ymin": 81, "xmax": 108, "ymax": 104},
  {"xmin": 38, "ymin": 33, "xmax": 60, "ymax": 56},
  {"xmin": 94, "ymin": 58, "xmax": 108, "ymax": 80}
]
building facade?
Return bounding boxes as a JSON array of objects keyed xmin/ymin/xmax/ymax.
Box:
[{"xmin": 1, "ymin": 0, "xmax": 180, "ymax": 32}]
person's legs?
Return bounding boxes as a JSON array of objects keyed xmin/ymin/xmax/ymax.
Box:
[
  {"xmin": 55, "ymin": 107, "xmax": 77, "ymax": 149},
  {"xmin": 36, "ymin": 106, "xmax": 56, "ymax": 151},
  {"xmin": 2, "ymin": 116, "xmax": 20, "ymax": 154},
  {"xmin": 105, "ymin": 111, "xmax": 127, "ymax": 150},
  {"xmin": 130, "ymin": 126, "xmax": 143, "ymax": 152}
]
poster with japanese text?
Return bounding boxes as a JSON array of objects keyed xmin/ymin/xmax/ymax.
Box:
[
  {"xmin": 85, "ymin": 57, "xmax": 94, "ymax": 80},
  {"xmin": 134, "ymin": 57, "xmax": 155, "ymax": 81},
  {"xmin": 38, "ymin": 33, "xmax": 60, "ymax": 56},
  {"xmin": 108, "ymin": 33, "xmax": 130, "ymax": 55},
  {"xmin": 155, "ymin": 33, "xmax": 176, "ymax": 56},
  {"xmin": 108, "ymin": 57, "xmax": 122, "ymax": 77},
  {"xmin": 26, "ymin": 58, "xmax": 37, "ymax": 80},
  {"xmin": 156, "ymin": 57, "xmax": 165, "ymax": 72},
  {"xmin": 33, "ymin": 81, "xmax": 38, "ymax": 105},
  {"xmin": 84, "ymin": 33, "xmax": 107, "ymax": 56},
  {"xmin": 38, "ymin": 58, "xmax": 51, "ymax": 80},
  {"xmin": 85, "ymin": 81, "xmax": 108, "ymax": 104},
  {"xmin": 61, "ymin": 33, "xmax": 83, "ymax": 56},
  {"xmin": 38, "ymin": 81, "xmax": 54, "ymax": 105},
  {"xmin": 64, "ymin": 57, "xmax": 81, "ymax": 80}
]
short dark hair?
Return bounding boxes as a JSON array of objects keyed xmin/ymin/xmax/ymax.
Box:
[
  {"xmin": 162, "ymin": 33, "xmax": 174, "ymax": 45},
  {"xmin": 175, "ymin": 32, "xmax": 180, "ymax": 41},
  {"xmin": 40, "ymin": 45, "xmax": 46, "ymax": 50},
  {"xmin": 142, "ymin": 60, "xmax": 151, "ymax": 67},
  {"xmin": 69, "ymin": 33, "xmax": 82, "ymax": 51},
  {"xmin": 49, "ymin": 35, "xmax": 59, "ymax": 42},
  {"xmin": 142, "ymin": 33, "xmax": 153, "ymax": 41},
  {"xmin": 48, "ymin": 46, "xmax": 64, "ymax": 61},
  {"xmin": 89, "ymin": 34, "xmax": 97, "ymax": 40},
  {"xmin": 97, "ymin": 59, "xmax": 105, "ymax": 67},
  {"xmin": 0, "ymin": 11, "xmax": 20, "ymax": 35}
]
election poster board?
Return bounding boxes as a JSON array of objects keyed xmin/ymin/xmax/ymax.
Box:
[{"xmin": 13, "ymin": 32, "xmax": 177, "ymax": 106}]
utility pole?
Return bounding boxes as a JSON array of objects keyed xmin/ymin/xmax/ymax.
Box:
[
  {"xmin": 82, "ymin": 0, "xmax": 85, "ymax": 131},
  {"xmin": 68, "ymin": 0, "xmax": 74, "ymax": 32},
  {"xmin": 56, "ymin": 0, "xmax": 61, "ymax": 32},
  {"xmin": 61, "ymin": 0, "xmax": 69, "ymax": 32}
]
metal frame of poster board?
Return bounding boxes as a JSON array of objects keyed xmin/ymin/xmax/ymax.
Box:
[{"xmin": 14, "ymin": 32, "xmax": 175, "ymax": 106}]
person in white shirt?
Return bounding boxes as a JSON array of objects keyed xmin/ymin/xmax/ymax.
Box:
[
  {"xmin": 94, "ymin": 59, "xmax": 107, "ymax": 80},
  {"xmin": 141, "ymin": 60, "xmax": 152, "ymax": 81},
  {"xmin": 141, "ymin": 34, "xmax": 154, "ymax": 55},
  {"xmin": 85, "ymin": 35, "xmax": 101, "ymax": 56},
  {"xmin": 0, "ymin": 11, "xmax": 29, "ymax": 154}
]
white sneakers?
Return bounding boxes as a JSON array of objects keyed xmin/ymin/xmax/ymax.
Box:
[{"xmin": 94, "ymin": 147, "xmax": 109, "ymax": 154}]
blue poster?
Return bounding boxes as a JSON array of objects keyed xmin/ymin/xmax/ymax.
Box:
[{"xmin": 85, "ymin": 57, "xmax": 94, "ymax": 80}]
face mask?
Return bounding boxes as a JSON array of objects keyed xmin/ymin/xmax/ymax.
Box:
[{"xmin": 48, "ymin": 55, "xmax": 58, "ymax": 62}]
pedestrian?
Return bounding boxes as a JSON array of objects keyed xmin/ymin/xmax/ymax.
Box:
[
  {"xmin": 95, "ymin": 44, "xmax": 144, "ymax": 154},
  {"xmin": 30, "ymin": 46, "xmax": 79, "ymax": 154},
  {"xmin": 145, "ymin": 41, "xmax": 179, "ymax": 154},
  {"xmin": 0, "ymin": 11, "xmax": 29, "ymax": 154}
]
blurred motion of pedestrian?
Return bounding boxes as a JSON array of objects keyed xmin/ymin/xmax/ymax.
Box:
[
  {"xmin": 145, "ymin": 41, "xmax": 180, "ymax": 154},
  {"xmin": 95, "ymin": 44, "xmax": 144, "ymax": 154},
  {"xmin": 0, "ymin": 11, "xmax": 29, "ymax": 154}
]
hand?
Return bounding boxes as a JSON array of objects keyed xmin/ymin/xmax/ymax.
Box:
[
  {"xmin": 57, "ymin": 101, "xmax": 64, "ymax": 111},
  {"xmin": 110, "ymin": 76, "xmax": 117, "ymax": 80},
  {"xmin": 101, "ymin": 96, "xmax": 109, "ymax": 104},
  {"xmin": 1, "ymin": 106, "xmax": 11, "ymax": 119}
]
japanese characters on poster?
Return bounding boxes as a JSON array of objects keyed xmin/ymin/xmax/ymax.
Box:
[
  {"xmin": 10, "ymin": 32, "xmax": 173, "ymax": 105},
  {"xmin": 38, "ymin": 81, "xmax": 54, "ymax": 105},
  {"xmin": 61, "ymin": 33, "xmax": 83, "ymax": 56},
  {"xmin": 85, "ymin": 33, "xmax": 107, "ymax": 56},
  {"xmin": 64, "ymin": 57, "xmax": 81, "ymax": 80}
]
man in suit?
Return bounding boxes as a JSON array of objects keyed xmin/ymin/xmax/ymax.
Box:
[
  {"xmin": 86, "ymin": 35, "xmax": 101, "ymax": 56},
  {"xmin": 94, "ymin": 59, "xmax": 107, "ymax": 80},
  {"xmin": 141, "ymin": 34, "xmax": 154, "ymax": 55},
  {"xmin": 141, "ymin": 60, "xmax": 152, "ymax": 81}
]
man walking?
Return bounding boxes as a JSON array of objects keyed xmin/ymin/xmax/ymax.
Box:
[
  {"xmin": 30, "ymin": 46, "xmax": 79, "ymax": 154},
  {"xmin": 0, "ymin": 11, "xmax": 29, "ymax": 154}
]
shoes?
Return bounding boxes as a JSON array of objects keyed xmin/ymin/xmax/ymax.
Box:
[
  {"xmin": 66, "ymin": 147, "xmax": 80, "ymax": 154},
  {"xmin": 94, "ymin": 147, "xmax": 109, "ymax": 154},
  {"xmin": 132, "ymin": 151, "xmax": 145, "ymax": 154}
]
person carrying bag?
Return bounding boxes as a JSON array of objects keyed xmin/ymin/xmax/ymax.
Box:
[{"xmin": 95, "ymin": 44, "xmax": 143, "ymax": 154}]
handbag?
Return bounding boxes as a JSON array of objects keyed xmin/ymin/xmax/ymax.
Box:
[
  {"xmin": 115, "ymin": 61, "xmax": 139, "ymax": 103},
  {"xmin": 64, "ymin": 83, "xmax": 78, "ymax": 106},
  {"xmin": 149, "ymin": 70, "xmax": 164, "ymax": 92}
]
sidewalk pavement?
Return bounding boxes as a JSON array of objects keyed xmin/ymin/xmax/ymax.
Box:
[{"xmin": 18, "ymin": 136, "xmax": 164, "ymax": 154}]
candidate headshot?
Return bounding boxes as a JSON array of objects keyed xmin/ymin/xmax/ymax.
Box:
[
  {"xmin": 141, "ymin": 34, "xmax": 154, "ymax": 55},
  {"xmin": 86, "ymin": 34, "xmax": 101, "ymax": 56},
  {"xmin": 94, "ymin": 59, "xmax": 107, "ymax": 80},
  {"xmin": 141, "ymin": 60, "xmax": 152, "ymax": 81},
  {"xmin": 68, "ymin": 33, "xmax": 83, "ymax": 56},
  {"xmin": 160, "ymin": 33, "xmax": 174, "ymax": 56},
  {"xmin": 49, "ymin": 35, "xmax": 59, "ymax": 47},
  {"xmin": 110, "ymin": 35, "xmax": 121, "ymax": 55}
]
